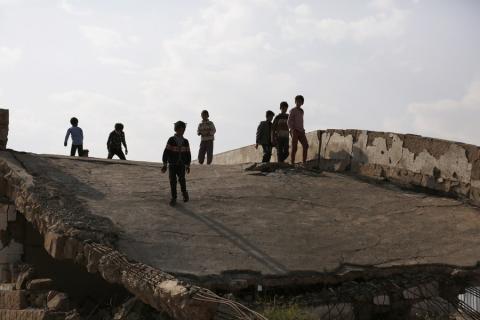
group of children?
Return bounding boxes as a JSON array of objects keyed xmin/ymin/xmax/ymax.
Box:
[
  {"xmin": 256, "ymin": 95, "xmax": 309, "ymax": 165},
  {"xmin": 64, "ymin": 95, "xmax": 307, "ymax": 206},
  {"xmin": 64, "ymin": 110, "xmax": 217, "ymax": 206}
]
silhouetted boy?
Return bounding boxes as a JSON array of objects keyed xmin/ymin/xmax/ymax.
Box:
[
  {"xmin": 161, "ymin": 121, "xmax": 191, "ymax": 206},
  {"xmin": 256, "ymin": 110, "xmax": 275, "ymax": 163},
  {"xmin": 107, "ymin": 123, "xmax": 128, "ymax": 160},
  {"xmin": 64, "ymin": 117, "xmax": 84, "ymax": 156},
  {"xmin": 272, "ymin": 102, "xmax": 290, "ymax": 163},
  {"xmin": 288, "ymin": 95, "xmax": 309, "ymax": 165},
  {"xmin": 197, "ymin": 110, "xmax": 216, "ymax": 165}
]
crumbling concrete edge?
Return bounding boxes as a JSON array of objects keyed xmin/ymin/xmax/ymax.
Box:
[{"xmin": 0, "ymin": 152, "xmax": 219, "ymax": 320}]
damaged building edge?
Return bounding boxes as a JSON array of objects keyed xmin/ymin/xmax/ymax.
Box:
[
  {"xmin": 214, "ymin": 129, "xmax": 480, "ymax": 206},
  {"xmin": 0, "ymin": 153, "xmax": 219, "ymax": 320},
  {"xmin": 1, "ymin": 152, "xmax": 479, "ymax": 301}
]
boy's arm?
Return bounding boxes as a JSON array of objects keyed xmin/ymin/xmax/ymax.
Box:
[
  {"xmin": 80, "ymin": 128, "xmax": 84, "ymax": 141},
  {"xmin": 107, "ymin": 132, "xmax": 112, "ymax": 148},
  {"xmin": 121, "ymin": 132, "xmax": 128, "ymax": 154},
  {"xmin": 185, "ymin": 140, "xmax": 192, "ymax": 168},
  {"xmin": 162, "ymin": 139, "xmax": 172, "ymax": 170},
  {"xmin": 287, "ymin": 111, "xmax": 296, "ymax": 131},
  {"xmin": 210, "ymin": 122, "xmax": 216, "ymax": 135},
  {"xmin": 256, "ymin": 122, "xmax": 263, "ymax": 144},
  {"xmin": 197, "ymin": 123, "xmax": 202, "ymax": 136},
  {"xmin": 64, "ymin": 128, "xmax": 71, "ymax": 146}
]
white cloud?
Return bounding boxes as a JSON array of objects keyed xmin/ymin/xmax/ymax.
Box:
[
  {"xmin": 406, "ymin": 81, "xmax": 480, "ymax": 145},
  {"xmin": 97, "ymin": 56, "xmax": 141, "ymax": 74},
  {"xmin": 80, "ymin": 26, "xmax": 137, "ymax": 50},
  {"xmin": 59, "ymin": 0, "xmax": 91, "ymax": 16},
  {"xmin": 0, "ymin": 47, "xmax": 22, "ymax": 69},
  {"xmin": 282, "ymin": 4, "xmax": 408, "ymax": 44},
  {"xmin": 369, "ymin": 0, "xmax": 396, "ymax": 10}
]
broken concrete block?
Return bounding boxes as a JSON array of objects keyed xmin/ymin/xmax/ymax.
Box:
[
  {"xmin": 0, "ymin": 283, "xmax": 16, "ymax": 291},
  {"xmin": 27, "ymin": 279, "xmax": 54, "ymax": 291},
  {"xmin": 15, "ymin": 265, "xmax": 35, "ymax": 290},
  {"xmin": 0, "ymin": 289, "xmax": 27, "ymax": 310},
  {"xmin": 47, "ymin": 291, "xmax": 69, "ymax": 311}
]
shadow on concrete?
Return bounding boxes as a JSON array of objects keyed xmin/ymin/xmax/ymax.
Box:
[
  {"xmin": 175, "ymin": 205, "xmax": 289, "ymax": 275},
  {"xmin": 13, "ymin": 152, "xmax": 105, "ymax": 201}
]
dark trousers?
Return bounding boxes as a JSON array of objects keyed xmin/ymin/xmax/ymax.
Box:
[
  {"xmin": 198, "ymin": 140, "xmax": 214, "ymax": 165},
  {"xmin": 169, "ymin": 165, "xmax": 187, "ymax": 199},
  {"xmin": 261, "ymin": 144, "xmax": 272, "ymax": 163},
  {"xmin": 71, "ymin": 144, "xmax": 83, "ymax": 157},
  {"xmin": 277, "ymin": 137, "xmax": 290, "ymax": 162},
  {"xmin": 108, "ymin": 148, "xmax": 126, "ymax": 160}
]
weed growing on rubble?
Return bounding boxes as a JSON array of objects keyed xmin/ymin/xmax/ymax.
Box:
[{"xmin": 261, "ymin": 304, "xmax": 314, "ymax": 320}]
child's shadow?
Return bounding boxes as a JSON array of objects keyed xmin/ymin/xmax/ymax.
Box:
[{"xmin": 174, "ymin": 205, "xmax": 289, "ymax": 275}]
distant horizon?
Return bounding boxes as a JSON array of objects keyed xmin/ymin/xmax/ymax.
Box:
[{"xmin": 1, "ymin": 0, "xmax": 479, "ymax": 162}]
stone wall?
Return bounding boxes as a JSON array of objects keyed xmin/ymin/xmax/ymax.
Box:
[
  {"xmin": 213, "ymin": 129, "xmax": 480, "ymax": 205},
  {"xmin": 0, "ymin": 109, "xmax": 8, "ymax": 150},
  {"xmin": 213, "ymin": 130, "xmax": 321, "ymax": 165}
]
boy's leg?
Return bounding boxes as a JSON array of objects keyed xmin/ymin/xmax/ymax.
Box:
[
  {"xmin": 278, "ymin": 137, "xmax": 289, "ymax": 162},
  {"xmin": 291, "ymin": 131, "xmax": 299, "ymax": 164},
  {"xmin": 78, "ymin": 145, "xmax": 84, "ymax": 157},
  {"xmin": 107, "ymin": 151, "xmax": 114, "ymax": 159},
  {"xmin": 178, "ymin": 166, "xmax": 189, "ymax": 201},
  {"xmin": 116, "ymin": 149, "xmax": 127, "ymax": 160},
  {"xmin": 262, "ymin": 145, "xmax": 272, "ymax": 163},
  {"xmin": 299, "ymin": 133, "xmax": 309, "ymax": 163},
  {"xmin": 206, "ymin": 140, "xmax": 214, "ymax": 165},
  {"xmin": 70, "ymin": 145, "xmax": 76, "ymax": 157},
  {"xmin": 169, "ymin": 166, "xmax": 178, "ymax": 199},
  {"xmin": 198, "ymin": 141, "xmax": 206, "ymax": 164},
  {"xmin": 178, "ymin": 166, "xmax": 187, "ymax": 192}
]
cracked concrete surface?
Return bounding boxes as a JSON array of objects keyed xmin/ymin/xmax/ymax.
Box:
[{"xmin": 6, "ymin": 152, "xmax": 480, "ymax": 286}]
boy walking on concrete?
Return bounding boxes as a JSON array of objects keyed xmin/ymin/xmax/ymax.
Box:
[
  {"xmin": 64, "ymin": 117, "xmax": 84, "ymax": 156},
  {"xmin": 197, "ymin": 110, "xmax": 216, "ymax": 165},
  {"xmin": 161, "ymin": 121, "xmax": 191, "ymax": 206},
  {"xmin": 272, "ymin": 102, "xmax": 290, "ymax": 163},
  {"xmin": 107, "ymin": 123, "xmax": 128, "ymax": 160},
  {"xmin": 255, "ymin": 110, "xmax": 275, "ymax": 163},
  {"xmin": 288, "ymin": 95, "xmax": 309, "ymax": 165}
]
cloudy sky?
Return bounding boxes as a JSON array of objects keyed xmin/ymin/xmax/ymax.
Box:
[{"xmin": 1, "ymin": 0, "xmax": 479, "ymax": 161}]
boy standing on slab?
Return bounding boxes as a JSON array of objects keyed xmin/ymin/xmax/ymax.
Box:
[
  {"xmin": 197, "ymin": 110, "xmax": 216, "ymax": 165},
  {"xmin": 272, "ymin": 102, "xmax": 290, "ymax": 163},
  {"xmin": 255, "ymin": 110, "xmax": 275, "ymax": 163},
  {"xmin": 162, "ymin": 121, "xmax": 191, "ymax": 206},
  {"xmin": 64, "ymin": 117, "xmax": 84, "ymax": 156},
  {"xmin": 288, "ymin": 95, "xmax": 309, "ymax": 165},
  {"xmin": 107, "ymin": 123, "xmax": 128, "ymax": 160}
]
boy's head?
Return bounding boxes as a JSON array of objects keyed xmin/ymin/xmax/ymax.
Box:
[
  {"xmin": 295, "ymin": 95, "xmax": 304, "ymax": 107},
  {"xmin": 70, "ymin": 117, "xmax": 79, "ymax": 127},
  {"xmin": 266, "ymin": 110, "xmax": 275, "ymax": 121},
  {"xmin": 174, "ymin": 121, "xmax": 187, "ymax": 135},
  {"xmin": 280, "ymin": 101, "xmax": 289, "ymax": 113},
  {"xmin": 115, "ymin": 123, "xmax": 124, "ymax": 132},
  {"xmin": 201, "ymin": 110, "xmax": 209, "ymax": 120}
]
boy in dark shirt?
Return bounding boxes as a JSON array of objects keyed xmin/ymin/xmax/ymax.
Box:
[
  {"xmin": 107, "ymin": 123, "xmax": 128, "ymax": 160},
  {"xmin": 161, "ymin": 121, "xmax": 191, "ymax": 206},
  {"xmin": 255, "ymin": 110, "xmax": 275, "ymax": 163},
  {"xmin": 64, "ymin": 117, "xmax": 84, "ymax": 156},
  {"xmin": 272, "ymin": 102, "xmax": 290, "ymax": 163}
]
